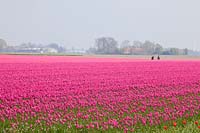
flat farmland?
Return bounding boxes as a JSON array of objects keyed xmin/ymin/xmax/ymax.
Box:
[{"xmin": 0, "ymin": 55, "xmax": 200, "ymax": 132}]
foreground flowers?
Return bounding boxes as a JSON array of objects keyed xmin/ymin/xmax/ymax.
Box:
[
  {"xmin": 182, "ymin": 120, "xmax": 187, "ymax": 125},
  {"xmin": 163, "ymin": 126, "xmax": 168, "ymax": 130},
  {"xmin": 0, "ymin": 55, "xmax": 200, "ymax": 132},
  {"xmin": 173, "ymin": 122, "xmax": 177, "ymax": 127}
]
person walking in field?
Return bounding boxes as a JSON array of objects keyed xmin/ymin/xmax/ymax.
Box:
[
  {"xmin": 151, "ymin": 56, "xmax": 154, "ymax": 60},
  {"xmin": 157, "ymin": 55, "xmax": 160, "ymax": 60}
]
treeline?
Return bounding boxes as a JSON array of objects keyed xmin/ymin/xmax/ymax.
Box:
[
  {"xmin": 87, "ymin": 37, "xmax": 189, "ymax": 55},
  {"xmin": 0, "ymin": 38, "xmax": 192, "ymax": 55},
  {"xmin": 0, "ymin": 39, "xmax": 66, "ymax": 53}
]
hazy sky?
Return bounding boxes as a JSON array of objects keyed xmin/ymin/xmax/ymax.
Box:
[{"xmin": 0, "ymin": 0, "xmax": 200, "ymax": 50}]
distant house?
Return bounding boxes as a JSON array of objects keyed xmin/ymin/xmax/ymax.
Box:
[
  {"xmin": 0, "ymin": 39, "xmax": 8, "ymax": 51},
  {"xmin": 13, "ymin": 47, "xmax": 42, "ymax": 53},
  {"xmin": 66, "ymin": 48, "xmax": 86, "ymax": 54},
  {"xmin": 123, "ymin": 47, "xmax": 132, "ymax": 54},
  {"xmin": 132, "ymin": 48, "xmax": 145, "ymax": 55},
  {"xmin": 44, "ymin": 48, "xmax": 58, "ymax": 53},
  {"xmin": 121, "ymin": 47, "xmax": 145, "ymax": 55}
]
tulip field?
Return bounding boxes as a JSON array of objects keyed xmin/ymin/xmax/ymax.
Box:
[{"xmin": 0, "ymin": 55, "xmax": 200, "ymax": 132}]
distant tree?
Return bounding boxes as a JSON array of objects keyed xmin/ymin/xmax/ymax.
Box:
[
  {"xmin": 19, "ymin": 42, "xmax": 38, "ymax": 48},
  {"xmin": 95, "ymin": 37, "xmax": 118, "ymax": 54},
  {"xmin": 120, "ymin": 40, "xmax": 130, "ymax": 48},
  {"xmin": 87, "ymin": 47, "xmax": 96, "ymax": 54},
  {"xmin": 154, "ymin": 43, "xmax": 163, "ymax": 54},
  {"xmin": 47, "ymin": 43, "xmax": 60, "ymax": 49},
  {"xmin": 47, "ymin": 43, "xmax": 66, "ymax": 53},
  {"xmin": 0, "ymin": 39, "xmax": 7, "ymax": 50},
  {"xmin": 141, "ymin": 40, "xmax": 156, "ymax": 54},
  {"xmin": 133, "ymin": 41, "xmax": 142, "ymax": 48},
  {"xmin": 120, "ymin": 40, "xmax": 131, "ymax": 54},
  {"xmin": 169, "ymin": 48, "xmax": 179, "ymax": 55},
  {"xmin": 184, "ymin": 48, "xmax": 188, "ymax": 55}
]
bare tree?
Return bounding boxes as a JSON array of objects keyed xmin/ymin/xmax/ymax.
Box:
[
  {"xmin": 141, "ymin": 40, "xmax": 156, "ymax": 54},
  {"xmin": 95, "ymin": 37, "xmax": 118, "ymax": 54},
  {"xmin": 120, "ymin": 40, "xmax": 130, "ymax": 48},
  {"xmin": 0, "ymin": 39, "xmax": 7, "ymax": 50},
  {"xmin": 184, "ymin": 48, "xmax": 188, "ymax": 55},
  {"xmin": 133, "ymin": 41, "xmax": 142, "ymax": 48},
  {"xmin": 120, "ymin": 40, "xmax": 131, "ymax": 54},
  {"xmin": 155, "ymin": 43, "xmax": 163, "ymax": 54}
]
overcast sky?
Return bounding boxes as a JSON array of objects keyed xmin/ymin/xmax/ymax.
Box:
[{"xmin": 0, "ymin": 0, "xmax": 200, "ymax": 50}]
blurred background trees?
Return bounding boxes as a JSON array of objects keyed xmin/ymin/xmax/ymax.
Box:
[
  {"xmin": 88, "ymin": 37, "xmax": 188, "ymax": 55},
  {"xmin": 94, "ymin": 37, "xmax": 119, "ymax": 54},
  {"xmin": 0, "ymin": 37, "xmax": 194, "ymax": 55},
  {"xmin": 0, "ymin": 39, "xmax": 8, "ymax": 50}
]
